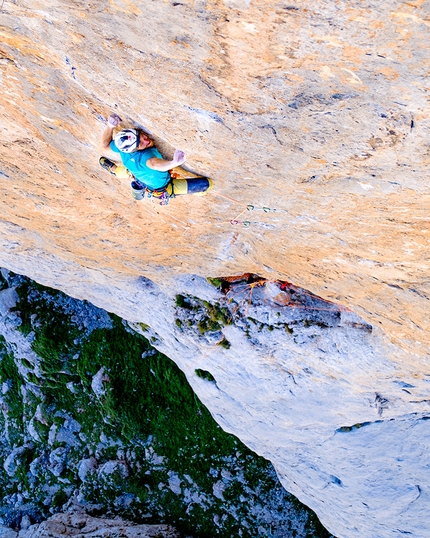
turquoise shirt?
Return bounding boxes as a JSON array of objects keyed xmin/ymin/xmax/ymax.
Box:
[{"xmin": 110, "ymin": 142, "xmax": 170, "ymax": 190}]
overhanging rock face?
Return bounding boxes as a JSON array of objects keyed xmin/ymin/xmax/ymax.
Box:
[
  {"xmin": 0, "ymin": 1, "xmax": 429, "ymax": 537},
  {"xmin": 1, "ymin": 264, "xmax": 429, "ymax": 538}
]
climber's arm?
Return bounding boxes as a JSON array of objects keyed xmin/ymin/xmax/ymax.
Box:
[
  {"xmin": 101, "ymin": 114, "xmax": 122, "ymax": 150},
  {"xmin": 146, "ymin": 150, "xmax": 186, "ymax": 171},
  {"xmin": 101, "ymin": 126, "xmax": 115, "ymax": 150}
]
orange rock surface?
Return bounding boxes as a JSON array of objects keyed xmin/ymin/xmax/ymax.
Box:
[
  {"xmin": 1, "ymin": 2, "xmax": 430, "ymax": 536},
  {"xmin": 1, "ymin": 1, "xmax": 429, "ymax": 360}
]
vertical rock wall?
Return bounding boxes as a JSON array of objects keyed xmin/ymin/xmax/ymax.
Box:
[
  {"xmin": 0, "ymin": 1, "xmax": 429, "ymax": 537},
  {"xmin": 0, "ymin": 0, "xmax": 429, "ymax": 353}
]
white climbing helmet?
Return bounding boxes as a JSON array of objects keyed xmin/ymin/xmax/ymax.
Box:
[{"xmin": 114, "ymin": 129, "xmax": 140, "ymax": 153}]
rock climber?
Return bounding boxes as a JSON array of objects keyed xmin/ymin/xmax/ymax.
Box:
[{"xmin": 99, "ymin": 113, "xmax": 186, "ymax": 191}]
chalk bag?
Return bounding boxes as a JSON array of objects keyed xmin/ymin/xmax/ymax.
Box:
[{"xmin": 131, "ymin": 180, "xmax": 145, "ymax": 201}]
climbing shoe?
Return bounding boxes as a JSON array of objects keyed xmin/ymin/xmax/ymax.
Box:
[{"xmin": 99, "ymin": 156, "xmax": 116, "ymax": 175}]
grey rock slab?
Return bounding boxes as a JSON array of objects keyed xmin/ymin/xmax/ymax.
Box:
[
  {"xmin": 16, "ymin": 510, "xmax": 180, "ymax": 537},
  {"xmin": 0, "ymin": 526, "xmax": 18, "ymax": 538},
  {"xmin": 4, "ymin": 447, "xmax": 27, "ymax": 478},
  {"xmin": 77, "ymin": 458, "xmax": 98, "ymax": 483},
  {"xmin": 98, "ymin": 460, "xmax": 129, "ymax": 480}
]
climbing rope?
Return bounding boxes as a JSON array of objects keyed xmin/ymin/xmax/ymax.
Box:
[{"xmin": 212, "ymin": 191, "xmax": 290, "ymax": 226}]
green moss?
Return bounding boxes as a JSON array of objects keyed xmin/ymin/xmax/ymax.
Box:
[
  {"xmin": 33, "ymin": 420, "xmax": 50, "ymax": 442},
  {"xmin": 0, "ymin": 338, "xmax": 24, "ymax": 444},
  {"xmin": 206, "ymin": 277, "xmax": 223, "ymax": 289},
  {"xmin": 20, "ymin": 358, "xmax": 33, "ymax": 369},
  {"xmin": 175, "ymin": 294, "xmax": 192, "ymax": 309},
  {"xmin": 13, "ymin": 281, "xmax": 80, "ymax": 365},
  {"xmin": 0, "ymin": 275, "xmax": 333, "ymax": 538},
  {"xmin": 197, "ymin": 318, "xmax": 221, "ymax": 334},
  {"xmin": 51, "ymin": 489, "xmax": 69, "ymax": 509},
  {"xmin": 338, "ymin": 422, "xmax": 368, "ymax": 434},
  {"xmin": 217, "ymin": 337, "xmax": 231, "ymax": 349},
  {"xmin": 207, "ymin": 303, "xmax": 231, "ymax": 326},
  {"xmin": 177, "ymin": 294, "xmax": 232, "ymax": 336},
  {"xmin": 197, "ymin": 319, "xmax": 207, "ymax": 334},
  {"xmin": 26, "ymin": 372, "xmax": 40, "ymax": 384},
  {"xmin": 195, "ymin": 369, "xmax": 216, "ymax": 382},
  {"xmin": 303, "ymin": 319, "xmax": 329, "ymax": 329}
]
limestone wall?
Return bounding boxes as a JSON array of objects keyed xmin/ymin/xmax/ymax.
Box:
[{"xmin": 0, "ymin": 1, "xmax": 429, "ymax": 537}]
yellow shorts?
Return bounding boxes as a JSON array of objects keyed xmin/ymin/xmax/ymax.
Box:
[{"xmin": 114, "ymin": 165, "xmax": 132, "ymax": 179}]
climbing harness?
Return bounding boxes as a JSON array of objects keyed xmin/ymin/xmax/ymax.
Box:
[
  {"xmin": 131, "ymin": 178, "xmax": 173, "ymax": 205},
  {"xmin": 146, "ymin": 186, "xmax": 172, "ymax": 206}
]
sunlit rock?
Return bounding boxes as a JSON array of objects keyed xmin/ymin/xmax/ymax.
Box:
[{"xmin": 0, "ymin": 1, "xmax": 429, "ymax": 537}]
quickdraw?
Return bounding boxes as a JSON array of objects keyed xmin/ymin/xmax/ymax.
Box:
[
  {"xmin": 230, "ymin": 220, "xmax": 251, "ymax": 227},
  {"xmin": 146, "ymin": 188, "xmax": 171, "ymax": 206},
  {"xmin": 246, "ymin": 205, "xmax": 277, "ymax": 213},
  {"xmin": 230, "ymin": 220, "xmax": 275, "ymax": 229}
]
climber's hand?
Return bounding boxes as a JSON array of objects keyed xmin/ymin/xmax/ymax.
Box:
[
  {"xmin": 173, "ymin": 150, "xmax": 186, "ymax": 166},
  {"xmin": 107, "ymin": 114, "xmax": 122, "ymax": 128},
  {"xmin": 146, "ymin": 150, "xmax": 187, "ymax": 171}
]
